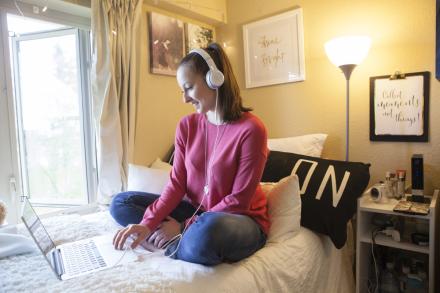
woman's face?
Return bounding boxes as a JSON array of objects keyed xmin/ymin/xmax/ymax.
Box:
[{"xmin": 177, "ymin": 64, "xmax": 216, "ymax": 114}]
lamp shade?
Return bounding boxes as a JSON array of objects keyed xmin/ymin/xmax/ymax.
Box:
[{"xmin": 324, "ymin": 36, "xmax": 371, "ymax": 67}]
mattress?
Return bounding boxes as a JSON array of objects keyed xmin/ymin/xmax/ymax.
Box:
[{"xmin": 0, "ymin": 210, "xmax": 355, "ymax": 293}]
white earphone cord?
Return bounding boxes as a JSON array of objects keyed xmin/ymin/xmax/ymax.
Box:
[
  {"xmin": 205, "ymin": 89, "xmax": 222, "ymax": 191},
  {"xmin": 114, "ymin": 77, "xmax": 222, "ymax": 263},
  {"xmin": 167, "ymin": 89, "xmax": 222, "ymax": 258},
  {"xmin": 111, "ymin": 237, "xmax": 162, "ymax": 268}
]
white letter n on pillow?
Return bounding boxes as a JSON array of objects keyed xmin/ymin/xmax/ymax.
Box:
[
  {"xmin": 291, "ymin": 160, "xmax": 350, "ymax": 207},
  {"xmin": 315, "ymin": 166, "xmax": 350, "ymax": 207}
]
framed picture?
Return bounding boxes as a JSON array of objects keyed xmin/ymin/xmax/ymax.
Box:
[
  {"xmin": 148, "ymin": 12, "xmax": 185, "ymax": 76},
  {"xmin": 242, "ymin": 8, "xmax": 305, "ymax": 88},
  {"xmin": 369, "ymin": 71, "xmax": 430, "ymax": 142},
  {"xmin": 185, "ymin": 23, "xmax": 214, "ymax": 53}
]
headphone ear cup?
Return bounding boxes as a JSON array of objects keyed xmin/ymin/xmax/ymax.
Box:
[{"xmin": 206, "ymin": 69, "xmax": 224, "ymax": 89}]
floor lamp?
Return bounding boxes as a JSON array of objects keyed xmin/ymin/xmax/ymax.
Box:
[{"xmin": 324, "ymin": 36, "xmax": 371, "ymax": 161}]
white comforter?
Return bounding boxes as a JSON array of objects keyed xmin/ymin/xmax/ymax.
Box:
[{"xmin": 0, "ymin": 211, "xmax": 354, "ymax": 293}]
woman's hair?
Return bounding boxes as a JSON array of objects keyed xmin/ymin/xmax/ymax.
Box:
[{"xmin": 179, "ymin": 43, "xmax": 252, "ymax": 122}]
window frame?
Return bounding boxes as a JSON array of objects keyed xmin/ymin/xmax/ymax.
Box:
[{"xmin": 10, "ymin": 26, "xmax": 96, "ymax": 207}]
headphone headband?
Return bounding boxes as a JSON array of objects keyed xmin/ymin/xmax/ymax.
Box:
[
  {"xmin": 190, "ymin": 48, "xmax": 218, "ymax": 71},
  {"xmin": 190, "ymin": 48, "xmax": 224, "ymax": 89}
]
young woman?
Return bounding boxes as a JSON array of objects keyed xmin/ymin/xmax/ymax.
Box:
[{"xmin": 111, "ymin": 43, "xmax": 269, "ymax": 265}]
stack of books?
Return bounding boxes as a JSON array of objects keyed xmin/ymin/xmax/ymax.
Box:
[{"xmin": 393, "ymin": 200, "xmax": 430, "ymax": 215}]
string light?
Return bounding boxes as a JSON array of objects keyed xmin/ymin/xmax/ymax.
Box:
[
  {"xmin": 13, "ymin": 0, "xmax": 48, "ymax": 16},
  {"xmin": 14, "ymin": 0, "xmax": 24, "ymax": 17},
  {"xmin": 42, "ymin": 0, "xmax": 49, "ymax": 13}
]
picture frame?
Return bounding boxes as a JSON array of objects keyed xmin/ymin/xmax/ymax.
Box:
[
  {"xmin": 185, "ymin": 23, "xmax": 214, "ymax": 53},
  {"xmin": 148, "ymin": 12, "xmax": 185, "ymax": 76},
  {"xmin": 242, "ymin": 8, "xmax": 305, "ymax": 88},
  {"xmin": 369, "ymin": 71, "xmax": 430, "ymax": 142}
]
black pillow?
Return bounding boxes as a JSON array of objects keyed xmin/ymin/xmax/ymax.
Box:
[{"xmin": 262, "ymin": 151, "xmax": 370, "ymax": 249}]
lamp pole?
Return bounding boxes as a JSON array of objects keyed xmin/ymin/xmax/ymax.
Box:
[
  {"xmin": 324, "ymin": 35, "xmax": 371, "ymax": 162},
  {"xmin": 339, "ymin": 64, "xmax": 356, "ymax": 162}
]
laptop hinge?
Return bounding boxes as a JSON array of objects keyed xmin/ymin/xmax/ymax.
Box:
[{"xmin": 52, "ymin": 249, "xmax": 65, "ymax": 278}]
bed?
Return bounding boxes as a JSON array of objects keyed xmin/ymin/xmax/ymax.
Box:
[
  {"xmin": 1, "ymin": 134, "xmax": 366, "ymax": 293},
  {"xmin": 0, "ymin": 208, "xmax": 354, "ymax": 293}
]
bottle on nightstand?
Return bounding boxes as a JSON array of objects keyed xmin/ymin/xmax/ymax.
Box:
[
  {"xmin": 396, "ymin": 170, "xmax": 406, "ymax": 200},
  {"xmin": 381, "ymin": 261, "xmax": 400, "ymax": 293},
  {"xmin": 385, "ymin": 172, "xmax": 396, "ymax": 199}
]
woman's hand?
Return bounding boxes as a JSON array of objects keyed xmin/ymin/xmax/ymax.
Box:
[
  {"xmin": 113, "ymin": 224, "xmax": 151, "ymax": 250},
  {"xmin": 148, "ymin": 216, "xmax": 181, "ymax": 248}
]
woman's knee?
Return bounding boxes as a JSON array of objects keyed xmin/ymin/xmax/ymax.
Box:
[
  {"xmin": 109, "ymin": 192, "xmax": 131, "ymax": 213},
  {"xmin": 176, "ymin": 213, "xmax": 234, "ymax": 263},
  {"xmin": 109, "ymin": 192, "xmax": 131, "ymax": 224},
  {"xmin": 197, "ymin": 212, "xmax": 250, "ymax": 239},
  {"xmin": 175, "ymin": 212, "xmax": 264, "ymax": 265},
  {"xmin": 192, "ymin": 213, "xmax": 232, "ymax": 242},
  {"xmin": 110, "ymin": 191, "xmax": 160, "ymax": 226}
]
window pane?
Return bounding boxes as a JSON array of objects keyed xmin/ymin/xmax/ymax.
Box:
[{"xmin": 17, "ymin": 32, "xmax": 87, "ymax": 205}]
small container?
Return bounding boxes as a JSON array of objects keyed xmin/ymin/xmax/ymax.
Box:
[
  {"xmin": 380, "ymin": 261, "xmax": 400, "ymax": 293},
  {"xmin": 385, "ymin": 171, "xmax": 396, "ymax": 198},
  {"xmin": 396, "ymin": 170, "xmax": 406, "ymax": 199}
]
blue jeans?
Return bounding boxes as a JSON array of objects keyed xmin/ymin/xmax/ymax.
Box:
[{"xmin": 110, "ymin": 191, "xmax": 267, "ymax": 266}]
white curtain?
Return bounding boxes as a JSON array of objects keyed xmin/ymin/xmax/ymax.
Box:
[{"xmin": 91, "ymin": 0, "xmax": 142, "ymax": 204}]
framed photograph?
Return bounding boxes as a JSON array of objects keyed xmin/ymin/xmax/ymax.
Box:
[
  {"xmin": 369, "ymin": 71, "xmax": 430, "ymax": 142},
  {"xmin": 242, "ymin": 8, "xmax": 305, "ymax": 88},
  {"xmin": 148, "ymin": 12, "xmax": 185, "ymax": 76},
  {"xmin": 185, "ymin": 23, "xmax": 214, "ymax": 53}
]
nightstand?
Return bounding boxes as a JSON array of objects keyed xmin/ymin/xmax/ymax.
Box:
[{"xmin": 356, "ymin": 190, "xmax": 439, "ymax": 293}]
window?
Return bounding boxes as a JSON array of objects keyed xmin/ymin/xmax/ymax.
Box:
[{"xmin": 7, "ymin": 14, "xmax": 96, "ymax": 207}]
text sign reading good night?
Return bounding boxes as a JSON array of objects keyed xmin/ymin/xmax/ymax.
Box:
[{"xmin": 374, "ymin": 76, "xmax": 424, "ymax": 135}]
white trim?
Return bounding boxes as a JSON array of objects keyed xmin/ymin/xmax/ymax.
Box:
[
  {"xmin": 77, "ymin": 29, "xmax": 97, "ymax": 204},
  {"xmin": 10, "ymin": 33, "xmax": 28, "ymax": 200},
  {"xmin": 0, "ymin": 10, "xmax": 22, "ymax": 224}
]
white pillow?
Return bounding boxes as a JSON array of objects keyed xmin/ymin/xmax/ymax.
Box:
[
  {"xmin": 268, "ymin": 133, "xmax": 327, "ymax": 157},
  {"xmin": 150, "ymin": 158, "xmax": 173, "ymax": 172},
  {"xmin": 127, "ymin": 164, "xmax": 170, "ymax": 194},
  {"xmin": 262, "ymin": 175, "xmax": 301, "ymax": 243}
]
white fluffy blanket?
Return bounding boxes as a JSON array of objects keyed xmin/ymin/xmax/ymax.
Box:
[{"xmin": 0, "ymin": 211, "xmax": 354, "ymax": 293}]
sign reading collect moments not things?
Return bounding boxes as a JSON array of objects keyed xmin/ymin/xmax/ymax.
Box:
[{"xmin": 370, "ymin": 71, "xmax": 430, "ymax": 142}]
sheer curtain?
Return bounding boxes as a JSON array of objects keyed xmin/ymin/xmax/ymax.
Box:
[{"xmin": 91, "ymin": 0, "xmax": 142, "ymax": 204}]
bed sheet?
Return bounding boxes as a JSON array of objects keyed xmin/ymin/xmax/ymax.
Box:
[{"xmin": 0, "ymin": 210, "xmax": 354, "ymax": 293}]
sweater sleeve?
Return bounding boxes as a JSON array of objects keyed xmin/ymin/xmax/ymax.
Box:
[
  {"xmin": 209, "ymin": 121, "xmax": 268, "ymax": 213},
  {"xmin": 139, "ymin": 119, "xmax": 188, "ymax": 231}
]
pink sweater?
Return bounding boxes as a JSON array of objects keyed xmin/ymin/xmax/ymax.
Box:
[{"xmin": 140, "ymin": 112, "xmax": 270, "ymax": 235}]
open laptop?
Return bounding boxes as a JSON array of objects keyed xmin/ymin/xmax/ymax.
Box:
[{"xmin": 21, "ymin": 198, "xmax": 139, "ymax": 280}]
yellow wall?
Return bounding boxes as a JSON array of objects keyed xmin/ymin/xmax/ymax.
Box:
[
  {"xmin": 133, "ymin": 4, "xmax": 217, "ymax": 166},
  {"xmin": 135, "ymin": 0, "xmax": 439, "ymax": 194},
  {"xmin": 215, "ymin": 0, "xmax": 439, "ymax": 193}
]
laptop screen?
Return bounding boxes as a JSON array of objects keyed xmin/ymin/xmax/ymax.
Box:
[{"xmin": 21, "ymin": 198, "xmax": 56, "ymax": 258}]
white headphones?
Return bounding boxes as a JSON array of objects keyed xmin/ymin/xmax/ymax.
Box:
[{"xmin": 190, "ymin": 48, "xmax": 224, "ymax": 89}]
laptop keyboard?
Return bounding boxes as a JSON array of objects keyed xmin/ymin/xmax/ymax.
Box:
[{"xmin": 63, "ymin": 240, "xmax": 107, "ymax": 275}]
